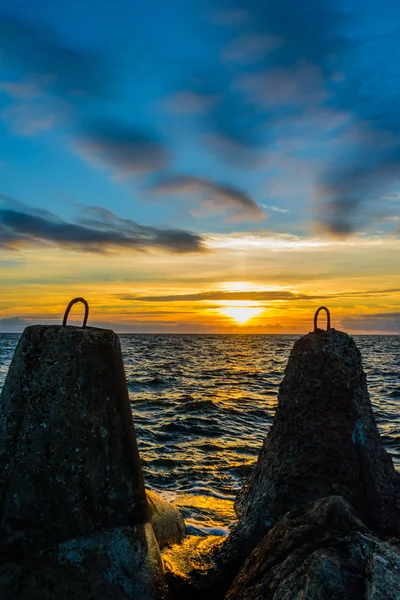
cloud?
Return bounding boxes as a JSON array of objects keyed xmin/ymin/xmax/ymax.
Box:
[
  {"xmin": 0, "ymin": 196, "xmax": 205, "ymax": 254},
  {"xmin": 0, "ymin": 316, "xmax": 30, "ymax": 333},
  {"xmin": 121, "ymin": 286, "xmax": 400, "ymax": 303},
  {"xmin": 221, "ymin": 33, "xmax": 283, "ymax": 64},
  {"xmin": 209, "ymin": 9, "xmax": 250, "ymax": 27},
  {"xmin": 0, "ymin": 316, "xmax": 226, "ymax": 334},
  {"xmin": 1, "ymin": 102, "xmax": 62, "ymax": 136},
  {"xmin": 74, "ymin": 120, "xmax": 169, "ymax": 177},
  {"xmin": 342, "ymin": 313, "xmax": 400, "ymax": 334},
  {"xmin": 165, "ymin": 91, "xmax": 219, "ymax": 115},
  {"xmin": 0, "ymin": 81, "xmax": 41, "ymax": 100},
  {"xmin": 236, "ymin": 62, "xmax": 327, "ymax": 109},
  {"xmin": 152, "ymin": 175, "xmax": 265, "ymax": 221},
  {"xmin": 178, "ymin": 0, "xmax": 345, "ymax": 160},
  {"xmin": 261, "ymin": 204, "xmax": 289, "ymax": 214},
  {"xmin": 120, "ymin": 290, "xmax": 302, "ymax": 302},
  {"xmin": 0, "ymin": 12, "xmax": 106, "ymax": 98},
  {"xmin": 192, "ymin": 0, "xmax": 400, "ymax": 232}
]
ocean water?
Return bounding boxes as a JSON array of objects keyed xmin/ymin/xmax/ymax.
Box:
[{"xmin": 0, "ymin": 333, "xmax": 399, "ymax": 536}]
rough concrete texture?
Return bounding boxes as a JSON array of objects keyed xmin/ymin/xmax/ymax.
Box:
[
  {"xmin": 146, "ymin": 490, "xmax": 186, "ymax": 548},
  {"xmin": 0, "ymin": 325, "xmax": 148, "ymax": 560},
  {"xmin": 234, "ymin": 329, "xmax": 400, "ymax": 552},
  {"xmin": 225, "ymin": 496, "xmax": 400, "ymax": 600},
  {"xmin": 0, "ymin": 522, "xmax": 169, "ymax": 600}
]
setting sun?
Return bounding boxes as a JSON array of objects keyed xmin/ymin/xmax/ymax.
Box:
[{"xmin": 219, "ymin": 305, "xmax": 264, "ymax": 325}]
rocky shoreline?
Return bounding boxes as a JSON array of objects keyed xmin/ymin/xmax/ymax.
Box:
[{"xmin": 1, "ymin": 306, "xmax": 399, "ymax": 599}]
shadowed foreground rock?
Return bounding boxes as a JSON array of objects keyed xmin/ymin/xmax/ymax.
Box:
[
  {"xmin": 0, "ymin": 523, "xmax": 168, "ymax": 600},
  {"xmin": 0, "ymin": 323, "xmax": 173, "ymax": 599},
  {"xmin": 226, "ymin": 496, "xmax": 400, "ymax": 600}
]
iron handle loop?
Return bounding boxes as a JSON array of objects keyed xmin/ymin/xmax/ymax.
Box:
[
  {"xmin": 62, "ymin": 297, "xmax": 89, "ymax": 328},
  {"xmin": 314, "ymin": 306, "xmax": 331, "ymax": 332}
]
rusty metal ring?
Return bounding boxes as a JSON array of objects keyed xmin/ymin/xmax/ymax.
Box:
[
  {"xmin": 314, "ymin": 306, "xmax": 331, "ymax": 332},
  {"xmin": 62, "ymin": 297, "xmax": 89, "ymax": 328}
]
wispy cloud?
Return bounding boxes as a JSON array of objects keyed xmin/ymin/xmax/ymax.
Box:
[
  {"xmin": 120, "ymin": 287, "xmax": 400, "ymax": 303},
  {"xmin": 165, "ymin": 91, "xmax": 219, "ymax": 115},
  {"xmin": 209, "ymin": 9, "xmax": 250, "ymax": 28},
  {"xmin": 0, "ymin": 196, "xmax": 205, "ymax": 254},
  {"xmin": 0, "ymin": 80, "xmax": 41, "ymax": 100},
  {"xmin": 221, "ymin": 33, "xmax": 283, "ymax": 64},
  {"xmin": 121, "ymin": 290, "xmax": 302, "ymax": 302},
  {"xmin": 1, "ymin": 102, "xmax": 62, "ymax": 136},
  {"xmin": 261, "ymin": 204, "xmax": 289, "ymax": 214},
  {"xmin": 152, "ymin": 175, "xmax": 265, "ymax": 221},
  {"xmin": 187, "ymin": 0, "xmax": 400, "ymax": 232}
]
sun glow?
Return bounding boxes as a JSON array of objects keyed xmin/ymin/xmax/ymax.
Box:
[{"xmin": 219, "ymin": 304, "xmax": 264, "ymax": 325}]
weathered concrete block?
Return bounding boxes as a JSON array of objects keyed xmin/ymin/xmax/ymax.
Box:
[
  {"xmin": 0, "ymin": 522, "xmax": 169, "ymax": 600},
  {"xmin": 234, "ymin": 329, "xmax": 400, "ymax": 552},
  {"xmin": 0, "ymin": 324, "xmax": 148, "ymax": 559}
]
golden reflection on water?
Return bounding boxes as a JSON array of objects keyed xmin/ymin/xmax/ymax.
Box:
[
  {"xmin": 174, "ymin": 495, "xmax": 235, "ymax": 514},
  {"xmin": 161, "ymin": 535, "xmax": 224, "ymax": 579}
]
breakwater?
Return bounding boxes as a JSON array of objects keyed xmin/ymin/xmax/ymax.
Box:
[{"xmin": 0, "ymin": 302, "xmax": 400, "ymax": 599}]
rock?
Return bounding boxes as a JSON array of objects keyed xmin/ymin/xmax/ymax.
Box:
[
  {"xmin": 234, "ymin": 328, "xmax": 400, "ymax": 553},
  {"xmin": 0, "ymin": 324, "xmax": 148, "ymax": 559},
  {"xmin": 225, "ymin": 496, "xmax": 400, "ymax": 600},
  {"xmin": 146, "ymin": 490, "xmax": 186, "ymax": 548},
  {"xmin": 0, "ymin": 522, "xmax": 169, "ymax": 600}
]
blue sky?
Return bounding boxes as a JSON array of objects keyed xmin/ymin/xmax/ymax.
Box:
[{"xmin": 0, "ymin": 0, "xmax": 400, "ymax": 332}]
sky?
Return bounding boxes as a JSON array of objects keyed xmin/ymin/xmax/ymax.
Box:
[{"xmin": 0, "ymin": 0, "xmax": 399, "ymax": 334}]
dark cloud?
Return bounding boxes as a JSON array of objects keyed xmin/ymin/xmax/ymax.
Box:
[
  {"xmin": 121, "ymin": 287, "xmax": 400, "ymax": 303},
  {"xmin": 342, "ymin": 313, "xmax": 400, "ymax": 334},
  {"xmin": 0, "ymin": 12, "xmax": 106, "ymax": 98},
  {"xmin": 152, "ymin": 175, "xmax": 265, "ymax": 221},
  {"xmin": 3, "ymin": 4, "xmax": 400, "ymax": 234},
  {"xmin": 121, "ymin": 290, "xmax": 306, "ymax": 302},
  {"xmin": 240, "ymin": 0, "xmax": 400, "ymax": 234},
  {"xmin": 0, "ymin": 197, "xmax": 205, "ymax": 254},
  {"xmin": 75, "ymin": 120, "xmax": 169, "ymax": 176},
  {"xmin": 172, "ymin": 0, "xmax": 344, "ymax": 160},
  {"xmin": 170, "ymin": 0, "xmax": 400, "ymax": 232}
]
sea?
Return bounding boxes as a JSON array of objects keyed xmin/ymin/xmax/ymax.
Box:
[{"xmin": 0, "ymin": 333, "xmax": 399, "ymax": 537}]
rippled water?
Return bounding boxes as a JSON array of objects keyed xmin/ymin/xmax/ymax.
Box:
[{"xmin": 1, "ymin": 333, "xmax": 399, "ymax": 536}]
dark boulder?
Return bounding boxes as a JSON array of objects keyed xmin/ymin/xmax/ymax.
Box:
[
  {"xmin": 0, "ymin": 522, "xmax": 169, "ymax": 600},
  {"xmin": 225, "ymin": 496, "xmax": 400, "ymax": 600}
]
